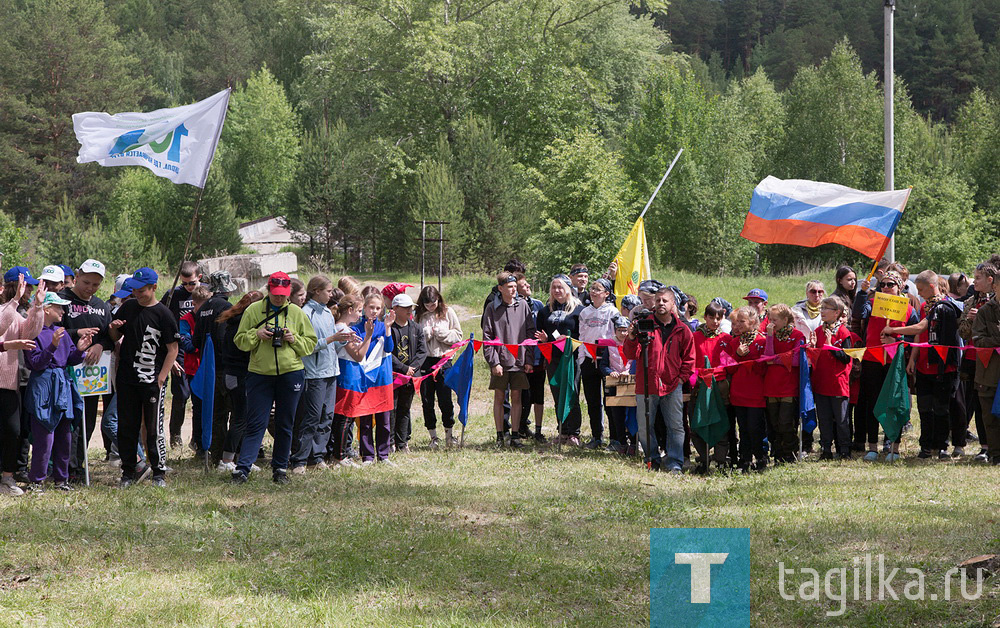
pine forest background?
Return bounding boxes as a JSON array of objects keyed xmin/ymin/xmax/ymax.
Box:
[{"xmin": 2, "ymin": 0, "xmax": 1000, "ymax": 280}]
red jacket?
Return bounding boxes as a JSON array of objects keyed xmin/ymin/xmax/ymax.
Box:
[
  {"xmin": 812, "ymin": 324, "xmax": 853, "ymax": 397},
  {"xmin": 763, "ymin": 329, "xmax": 805, "ymax": 398},
  {"xmin": 623, "ymin": 315, "xmax": 696, "ymax": 396},
  {"xmin": 726, "ymin": 332, "xmax": 766, "ymax": 408}
]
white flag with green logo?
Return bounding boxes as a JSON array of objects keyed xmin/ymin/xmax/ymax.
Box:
[{"xmin": 73, "ymin": 88, "xmax": 230, "ymax": 188}]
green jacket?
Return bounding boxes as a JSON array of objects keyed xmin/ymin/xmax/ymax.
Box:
[{"xmin": 234, "ymin": 298, "xmax": 318, "ymax": 376}]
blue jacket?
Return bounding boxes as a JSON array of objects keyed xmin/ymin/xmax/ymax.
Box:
[{"xmin": 302, "ymin": 299, "xmax": 340, "ymax": 379}]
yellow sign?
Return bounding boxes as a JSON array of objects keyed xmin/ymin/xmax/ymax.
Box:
[{"xmin": 872, "ymin": 292, "xmax": 909, "ymax": 321}]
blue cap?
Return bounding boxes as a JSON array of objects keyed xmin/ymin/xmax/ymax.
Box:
[
  {"xmin": 59, "ymin": 264, "xmax": 75, "ymax": 278},
  {"xmin": 3, "ymin": 266, "xmax": 39, "ymax": 285},
  {"xmin": 122, "ymin": 267, "xmax": 158, "ymax": 291},
  {"xmin": 112, "ymin": 287, "xmax": 132, "ymax": 299},
  {"xmin": 742, "ymin": 288, "xmax": 768, "ymax": 301}
]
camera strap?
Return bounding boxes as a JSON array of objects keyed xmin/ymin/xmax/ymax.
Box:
[{"xmin": 253, "ymin": 300, "xmax": 288, "ymax": 329}]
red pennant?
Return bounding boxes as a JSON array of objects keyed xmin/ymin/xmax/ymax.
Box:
[
  {"xmin": 779, "ymin": 351, "xmax": 795, "ymax": 371},
  {"xmin": 978, "ymin": 348, "xmax": 993, "ymax": 368},
  {"xmin": 933, "ymin": 345, "xmax": 949, "ymax": 362},
  {"xmin": 538, "ymin": 342, "xmax": 553, "ymax": 363},
  {"xmin": 472, "ymin": 340, "xmax": 483, "ymax": 352},
  {"xmin": 867, "ymin": 346, "xmax": 885, "ymax": 365},
  {"xmin": 884, "ymin": 343, "xmax": 899, "ymax": 360},
  {"xmin": 584, "ymin": 342, "xmax": 598, "ymax": 361},
  {"xmin": 805, "ymin": 348, "xmax": 821, "ymax": 366},
  {"xmin": 618, "ymin": 347, "xmax": 628, "ymax": 366},
  {"xmin": 505, "ymin": 343, "xmax": 521, "ymax": 357}
]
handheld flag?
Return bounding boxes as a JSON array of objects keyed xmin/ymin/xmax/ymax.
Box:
[
  {"xmin": 873, "ymin": 347, "xmax": 911, "ymax": 442},
  {"xmin": 549, "ymin": 339, "xmax": 577, "ymax": 425},
  {"xmin": 73, "ymin": 88, "xmax": 231, "ymax": 188},
  {"xmin": 443, "ymin": 335, "xmax": 475, "ymax": 426},
  {"xmin": 189, "ymin": 335, "xmax": 216, "ymax": 452},
  {"xmin": 612, "ymin": 217, "xmax": 651, "ymax": 304},
  {"xmin": 690, "ymin": 358, "xmax": 729, "ymax": 447},
  {"xmin": 741, "ymin": 176, "xmax": 911, "ymax": 259},
  {"xmin": 799, "ymin": 346, "xmax": 817, "ymax": 434}
]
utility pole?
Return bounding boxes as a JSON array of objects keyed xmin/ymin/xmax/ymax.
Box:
[
  {"xmin": 414, "ymin": 220, "xmax": 449, "ymax": 290},
  {"xmin": 884, "ymin": 0, "xmax": 896, "ymax": 262}
]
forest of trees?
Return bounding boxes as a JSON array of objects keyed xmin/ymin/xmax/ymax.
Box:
[{"xmin": 1, "ymin": 0, "xmax": 999, "ymax": 279}]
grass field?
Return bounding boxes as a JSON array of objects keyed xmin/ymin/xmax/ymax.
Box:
[{"xmin": 1, "ymin": 270, "xmax": 998, "ymax": 627}]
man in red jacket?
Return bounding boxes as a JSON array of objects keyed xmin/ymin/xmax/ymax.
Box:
[{"xmin": 624, "ymin": 287, "xmax": 696, "ymax": 473}]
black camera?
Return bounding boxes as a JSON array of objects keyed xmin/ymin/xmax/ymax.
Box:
[
  {"xmin": 270, "ymin": 326, "xmax": 285, "ymax": 348},
  {"xmin": 632, "ymin": 309, "xmax": 655, "ymax": 343}
]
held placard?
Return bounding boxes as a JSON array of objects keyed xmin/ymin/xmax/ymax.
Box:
[
  {"xmin": 70, "ymin": 351, "xmax": 112, "ymax": 396},
  {"xmin": 871, "ymin": 292, "xmax": 909, "ymax": 321}
]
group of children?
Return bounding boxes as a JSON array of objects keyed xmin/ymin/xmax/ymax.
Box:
[{"xmin": 0, "ymin": 252, "xmax": 997, "ymax": 495}]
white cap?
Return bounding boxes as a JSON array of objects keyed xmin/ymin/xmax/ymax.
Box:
[
  {"xmin": 78, "ymin": 259, "xmax": 106, "ymax": 278},
  {"xmin": 391, "ymin": 294, "xmax": 415, "ymax": 308},
  {"xmin": 38, "ymin": 265, "xmax": 65, "ymax": 283},
  {"xmin": 114, "ymin": 274, "xmax": 132, "ymax": 293}
]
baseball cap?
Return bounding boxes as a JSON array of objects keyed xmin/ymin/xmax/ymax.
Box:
[
  {"xmin": 391, "ymin": 294, "xmax": 415, "ymax": 308},
  {"xmin": 3, "ymin": 266, "xmax": 39, "ymax": 285},
  {"xmin": 111, "ymin": 274, "xmax": 132, "ymax": 299},
  {"xmin": 268, "ymin": 271, "xmax": 292, "ymax": 296},
  {"xmin": 742, "ymin": 288, "xmax": 768, "ymax": 302},
  {"xmin": 78, "ymin": 259, "xmax": 106, "ymax": 278},
  {"xmin": 38, "ymin": 265, "xmax": 65, "ymax": 283},
  {"xmin": 122, "ymin": 267, "xmax": 158, "ymax": 292},
  {"xmin": 58, "ymin": 264, "xmax": 75, "ymax": 278},
  {"xmin": 41, "ymin": 292, "xmax": 71, "ymax": 307}
]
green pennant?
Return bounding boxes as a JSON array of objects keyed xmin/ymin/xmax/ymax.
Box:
[
  {"xmin": 873, "ymin": 346, "xmax": 912, "ymax": 442},
  {"xmin": 690, "ymin": 357, "xmax": 729, "ymax": 448},
  {"xmin": 550, "ymin": 340, "xmax": 577, "ymax": 425}
]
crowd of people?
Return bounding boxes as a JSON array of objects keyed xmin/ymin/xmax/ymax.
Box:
[{"xmin": 0, "ymin": 252, "xmax": 997, "ymax": 495}]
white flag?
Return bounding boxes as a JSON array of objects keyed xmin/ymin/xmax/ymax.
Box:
[{"xmin": 73, "ymin": 88, "xmax": 231, "ymax": 188}]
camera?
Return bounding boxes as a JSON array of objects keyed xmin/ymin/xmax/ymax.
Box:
[
  {"xmin": 632, "ymin": 309, "xmax": 655, "ymax": 343},
  {"xmin": 270, "ymin": 326, "xmax": 285, "ymax": 348}
]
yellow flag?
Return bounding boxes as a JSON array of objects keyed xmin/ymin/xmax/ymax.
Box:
[
  {"xmin": 613, "ymin": 217, "xmax": 651, "ymax": 304},
  {"xmin": 843, "ymin": 347, "xmax": 867, "ymax": 361}
]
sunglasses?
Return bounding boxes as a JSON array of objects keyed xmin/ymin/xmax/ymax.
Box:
[
  {"xmin": 270, "ymin": 278, "xmax": 292, "ymax": 287},
  {"xmin": 879, "ymin": 282, "xmax": 896, "ymax": 289},
  {"xmin": 180, "ymin": 280, "xmax": 199, "ymax": 287},
  {"xmin": 808, "ymin": 289, "xmax": 825, "ymax": 294}
]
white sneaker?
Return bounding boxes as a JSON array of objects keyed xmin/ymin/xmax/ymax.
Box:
[
  {"xmin": 291, "ymin": 466, "xmax": 307, "ymax": 476},
  {"xmin": 217, "ymin": 461, "xmax": 237, "ymax": 473},
  {"xmin": 446, "ymin": 436, "xmax": 460, "ymax": 447},
  {"xmin": 952, "ymin": 447, "xmax": 965, "ymax": 458},
  {"xmin": 250, "ymin": 464, "xmax": 261, "ymax": 472},
  {"xmin": 361, "ymin": 459, "xmax": 375, "ymax": 467},
  {"xmin": 379, "ymin": 459, "xmax": 398, "ymax": 468},
  {"xmin": 0, "ymin": 477, "xmax": 23, "ymax": 496},
  {"xmin": 338, "ymin": 458, "xmax": 358, "ymax": 468},
  {"xmin": 313, "ymin": 460, "xmax": 329, "ymax": 470}
]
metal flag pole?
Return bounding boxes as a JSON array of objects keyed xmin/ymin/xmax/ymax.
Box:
[
  {"xmin": 884, "ymin": 0, "xmax": 896, "ymax": 263},
  {"xmin": 638, "ymin": 149, "xmax": 684, "ymax": 221}
]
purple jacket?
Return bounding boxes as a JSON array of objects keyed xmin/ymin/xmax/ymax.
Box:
[{"xmin": 25, "ymin": 325, "xmax": 86, "ymax": 372}]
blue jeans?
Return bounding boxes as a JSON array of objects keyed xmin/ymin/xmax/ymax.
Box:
[
  {"xmin": 636, "ymin": 386, "xmax": 684, "ymax": 470},
  {"xmin": 237, "ymin": 371, "xmax": 305, "ymax": 475},
  {"xmin": 291, "ymin": 377, "xmax": 336, "ymax": 467}
]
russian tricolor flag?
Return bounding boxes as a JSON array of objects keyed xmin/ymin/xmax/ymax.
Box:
[
  {"xmin": 335, "ymin": 336, "xmax": 395, "ymax": 417},
  {"xmin": 741, "ymin": 176, "xmax": 911, "ymax": 259}
]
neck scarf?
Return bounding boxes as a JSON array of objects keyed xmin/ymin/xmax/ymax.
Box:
[
  {"xmin": 739, "ymin": 329, "xmax": 760, "ymax": 345},
  {"xmin": 775, "ymin": 324, "xmax": 794, "ymax": 342},
  {"xmin": 805, "ymin": 301, "xmax": 821, "ymax": 319},
  {"xmin": 822, "ymin": 320, "xmax": 842, "ymax": 337},
  {"xmin": 697, "ymin": 323, "xmax": 720, "ymax": 338}
]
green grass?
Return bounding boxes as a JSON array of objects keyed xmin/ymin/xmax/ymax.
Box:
[{"xmin": 3, "ymin": 270, "xmax": 999, "ymax": 626}]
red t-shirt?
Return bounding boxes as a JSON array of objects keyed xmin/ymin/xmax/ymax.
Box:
[
  {"xmin": 764, "ymin": 329, "xmax": 805, "ymax": 397},
  {"xmin": 863, "ymin": 298, "xmax": 914, "ymax": 362},
  {"xmin": 727, "ymin": 333, "xmax": 766, "ymax": 408},
  {"xmin": 915, "ymin": 301, "xmax": 958, "ymax": 375},
  {"xmin": 693, "ymin": 329, "xmax": 732, "ymax": 379},
  {"xmin": 812, "ymin": 324, "xmax": 853, "ymax": 397}
]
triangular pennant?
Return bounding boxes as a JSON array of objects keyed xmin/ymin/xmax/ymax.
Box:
[
  {"xmin": 618, "ymin": 347, "xmax": 628, "ymax": 366},
  {"xmin": 505, "ymin": 343, "xmax": 521, "ymax": 357},
  {"xmin": 867, "ymin": 346, "xmax": 885, "ymax": 365},
  {"xmin": 555, "ymin": 338, "xmax": 567, "ymax": 352},
  {"xmin": 805, "ymin": 347, "xmax": 822, "ymax": 366},
  {"xmin": 843, "ymin": 347, "xmax": 867, "ymax": 361},
  {"xmin": 584, "ymin": 342, "xmax": 598, "ymax": 361},
  {"xmin": 571, "ymin": 339, "xmax": 583, "ymax": 352},
  {"xmin": 700, "ymin": 373, "xmax": 715, "ymax": 387},
  {"xmin": 472, "ymin": 340, "xmax": 483, "ymax": 352},
  {"xmin": 884, "ymin": 343, "xmax": 899, "ymax": 360},
  {"xmin": 933, "ymin": 345, "xmax": 949, "ymax": 362},
  {"xmin": 978, "ymin": 348, "xmax": 993, "ymax": 368},
  {"xmin": 538, "ymin": 342, "xmax": 553, "ymax": 363},
  {"xmin": 779, "ymin": 351, "xmax": 795, "ymax": 371}
]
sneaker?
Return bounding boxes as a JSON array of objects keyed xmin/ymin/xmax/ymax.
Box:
[
  {"xmin": 13, "ymin": 471, "xmax": 29, "ymax": 484},
  {"xmin": 863, "ymin": 451, "xmax": 879, "ymax": 462},
  {"xmin": 605, "ymin": 440, "xmax": 623, "ymax": 454},
  {"xmin": 584, "ymin": 438, "xmax": 603, "ymax": 450},
  {"xmin": 379, "ymin": 458, "xmax": 398, "ymax": 467},
  {"xmin": 217, "ymin": 461, "xmax": 237, "ymax": 473},
  {"xmin": 398, "ymin": 445, "xmax": 412, "ymax": 454},
  {"xmin": 881, "ymin": 439, "xmax": 891, "ymax": 454},
  {"xmin": 938, "ymin": 450, "xmax": 951, "ymax": 460},
  {"xmin": 312, "ymin": 460, "xmax": 329, "ymax": 470},
  {"xmin": 108, "ymin": 455, "xmax": 122, "ymax": 468},
  {"xmin": 273, "ymin": 470, "xmax": 289, "ymax": 485},
  {"xmin": 151, "ymin": 476, "xmax": 166, "ymax": 488},
  {"xmin": 991, "ymin": 456, "xmax": 1000, "ymax": 466},
  {"xmin": 533, "ymin": 432, "xmax": 547, "ymax": 444},
  {"xmin": 446, "ymin": 436, "xmax": 460, "ymax": 448},
  {"xmin": 338, "ymin": 458, "xmax": 358, "ymax": 469},
  {"xmin": 429, "ymin": 437, "xmax": 440, "ymax": 451},
  {"xmin": 0, "ymin": 480, "xmax": 23, "ymax": 496},
  {"xmin": 360, "ymin": 459, "xmax": 375, "ymax": 467},
  {"xmin": 951, "ymin": 447, "xmax": 965, "ymax": 458},
  {"xmin": 291, "ymin": 466, "xmax": 307, "ymax": 476},
  {"xmin": 250, "ymin": 464, "xmax": 261, "ymax": 473},
  {"xmin": 136, "ymin": 462, "xmax": 152, "ymax": 483},
  {"xmin": 819, "ymin": 451, "xmax": 834, "ymax": 461},
  {"xmin": 966, "ymin": 430, "xmax": 978, "ymax": 443},
  {"xmin": 565, "ymin": 436, "xmax": 581, "ymax": 447},
  {"xmin": 838, "ymin": 451, "xmax": 853, "ymax": 461},
  {"xmin": 509, "ymin": 437, "xmax": 524, "ymax": 449},
  {"xmin": 885, "ymin": 453, "xmax": 901, "ymax": 462},
  {"xmin": 170, "ymin": 435, "xmax": 183, "ymax": 449},
  {"xmin": 974, "ymin": 449, "xmax": 989, "ymax": 462},
  {"xmin": 495, "ymin": 435, "xmax": 505, "ymax": 449},
  {"xmin": 230, "ymin": 471, "xmax": 248, "ymax": 485},
  {"xmin": 917, "ymin": 449, "xmax": 933, "ymax": 459},
  {"xmin": 118, "ymin": 477, "xmax": 134, "ymax": 489}
]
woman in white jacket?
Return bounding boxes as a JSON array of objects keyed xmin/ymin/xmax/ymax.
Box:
[
  {"xmin": 415, "ymin": 286, "xmax": 464, "ymax": 449},
  {"xmin": 577, "ymin": 278, "xmax": 622, "ymax": 449}
]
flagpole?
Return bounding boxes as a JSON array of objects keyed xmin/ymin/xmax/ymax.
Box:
[{"xmin": 638, "ymin": 149, "xmax": 683, "ymax": 221}]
